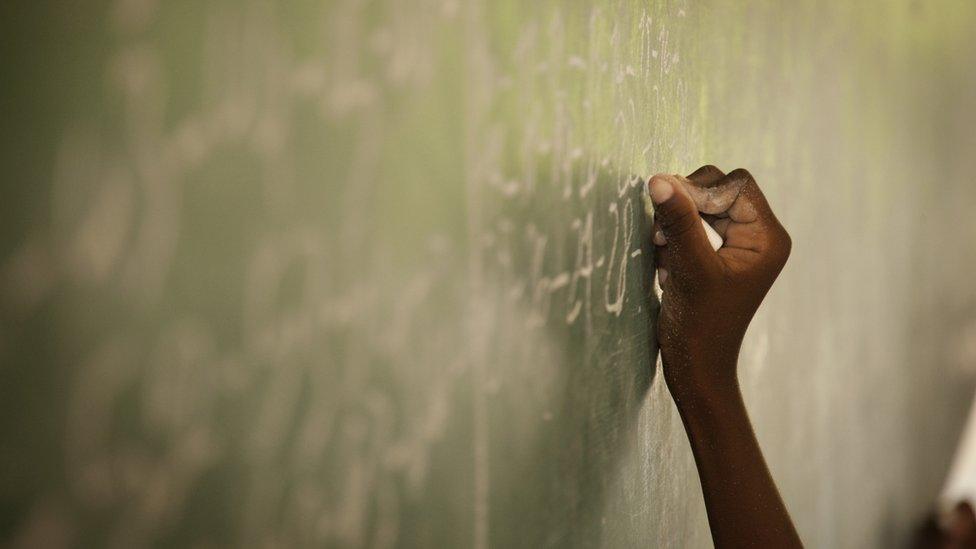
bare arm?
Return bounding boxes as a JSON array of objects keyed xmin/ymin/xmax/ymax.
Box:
[{"xmin": 649, "ymin": 166, "xmax": 801, "ymax": 548}]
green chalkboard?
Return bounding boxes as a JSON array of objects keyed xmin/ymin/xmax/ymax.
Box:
[{"xmin": 3, "ymin": 1, "xmax": 976, "ymax": 548}]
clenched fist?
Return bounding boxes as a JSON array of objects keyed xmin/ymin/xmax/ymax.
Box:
[{"xmin": 649, "ymin": 166, "xmax": 792, "ymax": 400}]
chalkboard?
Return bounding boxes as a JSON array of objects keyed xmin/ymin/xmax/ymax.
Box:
[{"xmin": 3, "ymin": 1, "xmax": 976, "ymax": 548}]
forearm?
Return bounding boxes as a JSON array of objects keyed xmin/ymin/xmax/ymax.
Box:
[
  {"xmin": 670, "ymin": 364, "xmax": 802, "ymax": 549},
  {"xmin": 650, "ymin": 167, "xmax": 797, "ymax": 546}
]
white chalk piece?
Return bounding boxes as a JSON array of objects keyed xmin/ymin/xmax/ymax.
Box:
[{"xmin": 702, "ymin": 218, "xmax": 723, "ymax": 251}]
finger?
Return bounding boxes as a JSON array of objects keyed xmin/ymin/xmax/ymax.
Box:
[
  {"xmin": 653, "ymin": 216, "xmax": 719, "ymax": 277},
  {"xmin": 679, "ymin": 174, "xmax": 745, "ymax": 216},
  {"xmin": 711, "ymin": 217, "xmax": 732, "ymax": 239},
  {"xmin": 717, "ymin": 168, "xmax": 772, "ymax": 224},
  {"xmin": 658, "ymin": 266, "xmax": 669, "ymax": 287},
  {"xmin": 650, "ymin": 219, "xmax": 669, "ymax": 289},
  {"xmin": 683, "ymin": 166, "xmax": 739, "ymax": 218},
  {"xmin": 700, "ymin": 213, "xmax": 728, "ymax": 240},
  {"xmin": 686, "ymin": 164, "xmax": 726, "ymax": 187},
  {"xmin": 647, "ymin": 173, "xmax": 719, "ymax": 278},
  {"xmin": 652, "ymin": 219, "xmax": 668, "ymax": 247},
  {"xmin": 718, "ymin": 217, "xmax": 791, "ymax": 268},
  {"xmin": 711, "ymin": 169, "xmax": 791, "ymax": 266},
  {"xmin": 714, "ymin": 170, "xmax": 765, "ymax": 254}
]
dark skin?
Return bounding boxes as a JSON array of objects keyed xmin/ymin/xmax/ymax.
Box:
[{"xmin": 649, "ymin": 166, "xmax": 801, "ymax": 548}]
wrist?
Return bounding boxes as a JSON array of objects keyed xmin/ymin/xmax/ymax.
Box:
[
  {"xmin": 668, "ymin": 376, "xmax": 750, "ymax": 444},
  {"xmin": 662, "ymin": 349, "xmax": 739, "ymax": 401}
]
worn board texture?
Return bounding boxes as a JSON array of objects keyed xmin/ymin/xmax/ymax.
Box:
[{"xmin": 3, "ymin": 1, "xmax": 976, "ymax": 548}]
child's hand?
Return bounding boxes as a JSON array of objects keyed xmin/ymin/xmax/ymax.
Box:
[
  {"xmin": 649, "ymin": 166, "xmax": 791, "ymax": 398},
  {"xmin": 649, "ymin": 166, "xmax": 802, "ymax": 548}
]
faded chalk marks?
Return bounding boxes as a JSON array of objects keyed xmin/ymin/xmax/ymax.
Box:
[{"xmin": 11, "ymin": 0, "xmax": 973, "ymax": 548}]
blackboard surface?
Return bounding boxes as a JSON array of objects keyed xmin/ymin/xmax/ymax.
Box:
[{"xmin": 3, "ymin": 2, "xmax": 976, "ymax": 548}]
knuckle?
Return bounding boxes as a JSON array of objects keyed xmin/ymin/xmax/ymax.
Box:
[
  {"xmin": 699, "ymin": 164, "xmax": 724, "ymax": 179},
  {"xmin": 774, "ymin": 219, "xmax": 791, "ymax": 249},
  {"xmin": 781, "ymin": 229, "xmax": 793, "ymax": 257},
  {"xmin": 728, "ymin": 168, "xmax": 756, "ymax": 186},
  {"xmin": 767, "ymin": 225, "xmax": 792, "ymax": 267}
]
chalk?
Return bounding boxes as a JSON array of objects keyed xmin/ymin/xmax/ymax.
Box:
[{"xmin": 702, "ymin": 218, "xmax": 723, "ymax": 251}]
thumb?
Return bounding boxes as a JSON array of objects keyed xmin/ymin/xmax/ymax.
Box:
[{"xmin": 648, "ymin": 173, "xmax": 718, "ymax": 277}]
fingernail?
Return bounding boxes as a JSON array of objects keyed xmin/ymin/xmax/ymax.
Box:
[
  {"xmin": 648, "ymin": 176, "xmax": 674, "ymax": 204},
  {"xmin": 653, "ymin": 230, "xmax": 667, "ymax": 246},
  {"xmin": 658, "ymin": 268, "xmax": 668, "ymax": 285}
]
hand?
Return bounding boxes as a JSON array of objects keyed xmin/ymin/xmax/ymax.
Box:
[
  {"xmin": 649, "ymin": 166, "xmax": 801, "ymax": 548},
  {"xmin": 649, "ymin": 166, "xmax": 791, "ymax": 399}
]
